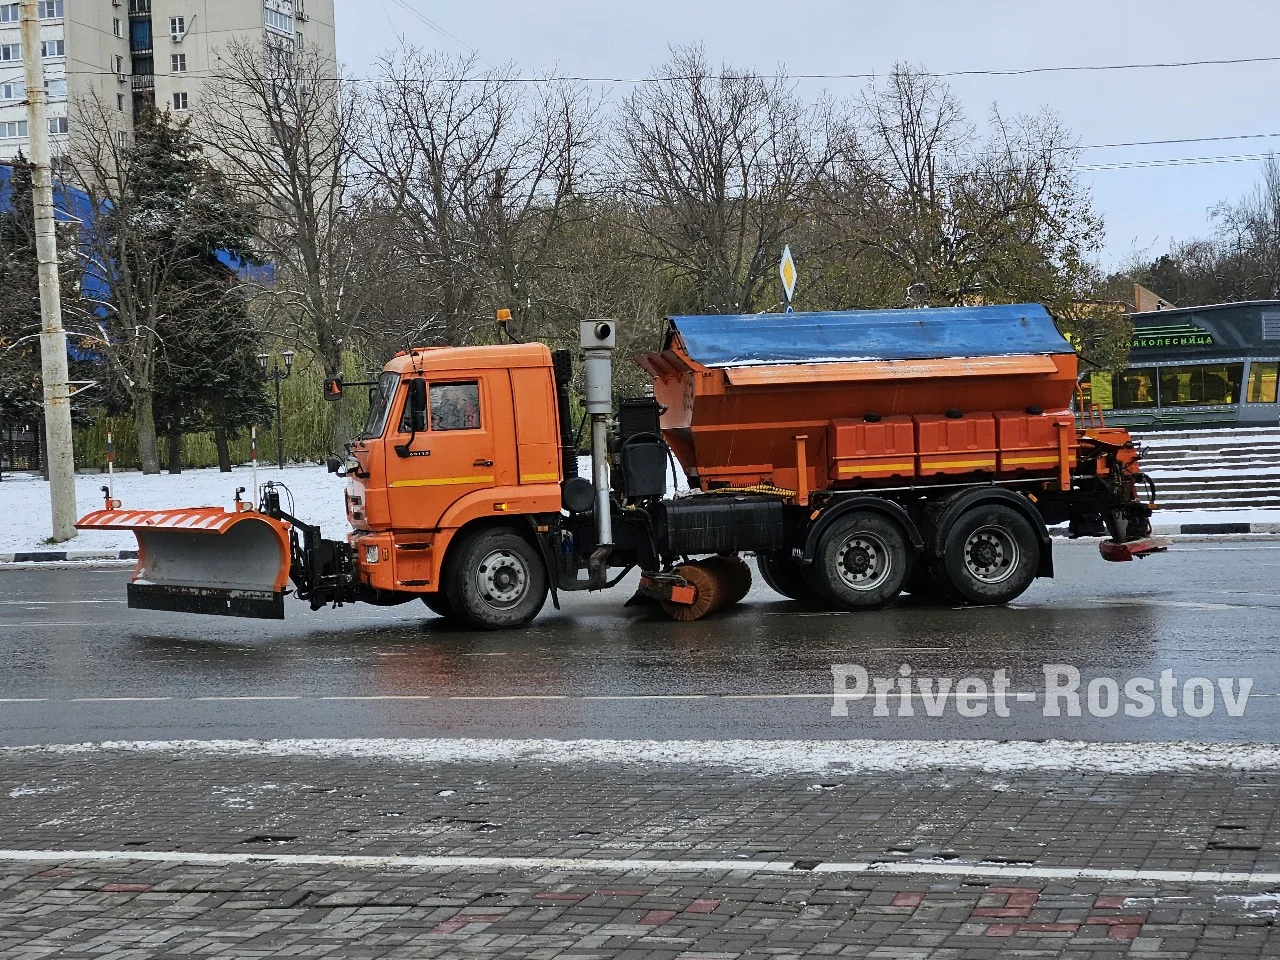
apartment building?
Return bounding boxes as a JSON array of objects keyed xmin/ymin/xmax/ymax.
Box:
[{"xmin": 0, "ymin": 0, "xmax": 336, "ymax": 162}]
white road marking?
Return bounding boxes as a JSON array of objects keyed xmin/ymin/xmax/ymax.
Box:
[
  {"xmin": 192, "ymin": 696, "xmax": 302, "ymax": 702},
  {"xmin": 0, "ymin": 848, "xmax": 1276, "ymax": 885},
  {"xmin": 319, "ymin": 695, "xmax": 432, "ymax": 701},
  {"xmin": 0, "ymin": 600, "xmax": 125, "ymax": 606},
  {"xmin": 68, "ymin": 698, "xmax": 171, "ymax": 703}
]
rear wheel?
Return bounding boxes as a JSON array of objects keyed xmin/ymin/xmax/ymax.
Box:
[
  {"xmin": 756, "ymin": 550, "xmax": 820, "ymax": 603},
  {"xmin": 803, "ymin": 512, "xmax": 910, "ymax": 610},
  {"xmin": 937, "ymin": 504, "xmax": 1039, "ymax": 605},
  {"xmin": 445, "ymin": 528, "xmax": 548, "ymax": 629}
]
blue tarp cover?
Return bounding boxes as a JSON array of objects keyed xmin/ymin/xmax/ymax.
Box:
[{"xmin": 669, "ymin": 304, "xmax": 1072, "ymax": 367}]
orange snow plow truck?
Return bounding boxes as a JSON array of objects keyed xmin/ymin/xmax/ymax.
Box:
[{"xmin": 78, "ymin": 305, "xmax": 1166, "ymax": 629}]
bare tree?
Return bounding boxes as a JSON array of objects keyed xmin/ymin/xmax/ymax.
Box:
[
  {"xmin": 198, "ymin": 39, "xmax": 381, "ymax": 447},
  {"xmin": 822, "ymin": 65, "xmax": 1102, "ymax": 312},
  {"xmin": 616, "ymin": 45, "xmax": 821, "ymax": 314},
  {"xmin": 67, "ymin": 98, "xmax": 254, "ymax": 474},
  {"xmin": 360, "ymin": 49, "xmax": 594, "ymax": 351}
]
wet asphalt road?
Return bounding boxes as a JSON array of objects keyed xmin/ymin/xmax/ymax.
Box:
[{"xmin": 1, "ymin": 539, "xmax": 1278, "ymax": 745}]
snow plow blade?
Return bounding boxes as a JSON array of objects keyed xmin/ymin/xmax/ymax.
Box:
[{"xmin": 76, "ymin": 507, "xmax": 293, "ymax": 619}]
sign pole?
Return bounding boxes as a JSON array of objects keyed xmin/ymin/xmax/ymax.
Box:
[{"xmin": 21, "ymin": 0, "xmax": 77, "ymax": 541}]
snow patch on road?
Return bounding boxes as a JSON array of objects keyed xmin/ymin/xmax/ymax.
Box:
[{"xmin": 12, "ymin": 737, "xmax": 1280, "ymax": 774}]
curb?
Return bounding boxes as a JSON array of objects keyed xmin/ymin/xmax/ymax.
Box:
[
  {"xmin": 0, "ymin": 550, "xmax": 137, "ymax": 564},
  {"xmin": 1151, "ymin": 522, "xmax": 1280, "ymax": 536}
]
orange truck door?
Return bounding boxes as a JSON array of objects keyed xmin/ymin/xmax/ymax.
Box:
[
  {"xmin": 385, "ymin": 376, "xmax": 497, "ymax": 531},
  {"xmin": 510, "ymin": 367, "xmax": 560, "ymax": 485}
]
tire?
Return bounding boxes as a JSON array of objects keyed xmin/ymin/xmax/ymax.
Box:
[
  {"xmin": 756, "ymin": 550, "xmax": 820, "ymax": 603},
  {"xmin": 937, "ymin": 504, "xmax": 1040, "ymax": 605},
  {"xmin": 421, "ymin": 592, "xmax": 457, "ymax": 620},
  {"xmin": 803, "ymin": 512, "xmax": 910, "ymax": 610},
  {"xmin": 902, "ymin": 563, "xmax": 958, "ymax": 605},
  {"xmin": 445, "ymin": 528, "xmax": 549, "ymax": 629}
]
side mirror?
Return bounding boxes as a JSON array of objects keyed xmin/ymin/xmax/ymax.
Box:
[
  {"xmin": 407, "ymin": 378, "xmax": 427, "ymax": 432},
  {"xmin": 323, "ymin": 377, "xmax": 344, "ymax": 401}
]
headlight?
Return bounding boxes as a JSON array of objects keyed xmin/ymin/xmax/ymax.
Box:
[{"xmin": 364, "ymin": 544, "xmax": 380, "ymax": 565}]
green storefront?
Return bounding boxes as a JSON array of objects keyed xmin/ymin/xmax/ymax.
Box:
[{"xmin": 1080, "ymin": 301, "xmax": 1280, "ymax": 430}]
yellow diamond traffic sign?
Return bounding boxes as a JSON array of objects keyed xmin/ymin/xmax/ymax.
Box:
[{"xmin": 779, "ymin": 245, "xmax": 797, "ymax": 303}]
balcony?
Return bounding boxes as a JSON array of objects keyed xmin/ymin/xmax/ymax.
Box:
[
  {"xmin": 131, "ymin": 74, "xmax": 154, "ymax": 92},
  {"xmin": 128, "ymin": 0, "xmax": 151, "ymax": 17}
]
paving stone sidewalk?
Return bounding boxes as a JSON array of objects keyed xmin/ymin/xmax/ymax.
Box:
[{"xmin": 4, "ymin": 751, "xmax": 1280, "ymax": 957}]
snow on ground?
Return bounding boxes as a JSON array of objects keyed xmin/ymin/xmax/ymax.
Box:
[
  {"xmin": 1, "ymin": 455, "xmax": 1275, "ymax": 554},
  {"xmin": 0, "ymin": 465, "xmax": 348, "ymax": 554},
  {"xmin": 16, "ymin": 737, "xmax": 1280, "ymax": 774}
]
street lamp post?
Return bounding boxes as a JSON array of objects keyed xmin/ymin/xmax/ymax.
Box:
[{"xmin": 257, "ymin": 349, "xmax": 294, "ymax": 469}]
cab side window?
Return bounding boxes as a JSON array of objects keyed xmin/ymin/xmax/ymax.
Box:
[
  {"xmin": 430, "ymin": 381, "xmax": 481, "ymax": 431},
  {"xmin": 399, "ymin": 382, "xmax": 426, "ymax": 433}
]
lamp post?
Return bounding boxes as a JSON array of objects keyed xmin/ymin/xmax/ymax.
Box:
[{"xmin": 257, "ymin": 349, "xmax": 294, "ymax": 469}]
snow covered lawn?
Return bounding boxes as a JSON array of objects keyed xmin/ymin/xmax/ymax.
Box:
[{"xmin": 0, "ymin": 465, "xmax": 349, "ymax": 554}]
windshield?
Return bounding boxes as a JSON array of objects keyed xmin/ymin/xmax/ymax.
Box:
[{"xmin": 359, "ymin": 372, "xmax": 400, "ymax": 439}]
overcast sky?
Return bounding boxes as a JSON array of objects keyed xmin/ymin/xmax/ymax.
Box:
[{"xmin": 334, "ymin": 0, "xmax": 1280, "ymax": 271}]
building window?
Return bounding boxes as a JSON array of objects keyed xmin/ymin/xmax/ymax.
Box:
[
  {"xmin": 0, "ymin": 44, "xmax": 19, "ymax": 61},
  {"xmin": 1246, "ymin": 362, "xmax": 1280, "ymax": 404},
  {"xmin": 0, "ymin": 120, "xmax": 28, "ymax": 139},
  {"xmin": 44, "ymin": 77, "xmax": 66, "ymax": 98},
  {"xmin": 173, "ymin": 91, "xmax": 188, "ymax": 111},
  {"xmin": 117, "ymin": 93, "xmax": 125, "ymax": 112},
  {"xmin": 114, "ymin": 17, "xmax": 123, "ymax": 37},
  {"xmin": 114, "ymin": 55, "xmax": 125, "ymax": 73},
  {"xmin": 1158, "ymin": 364, "xmax": 1244, "ymax": 407},
  {"xmin": 0, "ymin": 82, "xmax": 18, "ymax": 101},
  {"xmin": 37, "ymin": 0, "xmax": 63, "ymax": 17},
  {"xmin": 169, "ymin": 16, "xmax": 185, "ymax": 40},
  {"xmin": 47, "ymin": 116, "xmax": 67, "ymax": 134},
  {"xmin": 171, "ymin": 53, "xmax": 186, "ymax": 72},
  {"xmin": 129, "ymin": 0, "xmax": 151, "ymax": 14},
  {"xmin": 41, "ymin": 39, "xmax": 65, "ymax": 57},
  {"xmin": 0, "ymin": 5, "xmax": 17, "ymax": 24},
  {"xmin": 1094, "ymin": 368, "xmax": 1159, "ymax": 410},
  {"xmin": 117, "ymin": 130, "xmax": 128, "ymax": 149},
  {"xmin": 264, "ymin": 5, "xmax": 295, "ymax": 35}
]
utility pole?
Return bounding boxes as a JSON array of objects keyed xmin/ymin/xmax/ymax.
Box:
[{"xmin": 21, "ymin": 0, "xmax": 77, "ymax": 540}]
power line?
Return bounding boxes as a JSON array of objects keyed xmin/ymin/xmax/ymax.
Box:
[{"xmin": 7, "ymin": 50, "xmax": 1280, "ymax": 88}]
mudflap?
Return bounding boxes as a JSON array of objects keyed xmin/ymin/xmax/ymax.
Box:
[
  {"xmin": 77, "ymin": 507, "xmax": 293, "ymax": 619},
  {"xmin": 1099, "ymin": 536, "xmax": 1172, "ymax": 562}
]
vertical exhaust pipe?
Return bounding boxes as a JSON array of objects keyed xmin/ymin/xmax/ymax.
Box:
[{"xmin": 580, "ymin": 319, "xmax": 616, "ymax": 586}]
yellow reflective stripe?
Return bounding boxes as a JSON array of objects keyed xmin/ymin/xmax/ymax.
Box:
[
  {"xmin": 389, "ymin": 476, "xmax": 494, "ymax": 488},
  {"xmin": 520, "ymin": 472, "xmax": 559, "ymax": 483},
  {"xmin": 1001, "ymin": 455, "xmax": 1059, "ymax": 465},
  {"xmin": 920, "ymin": 458, "xmax": 997, "ymax": 469},
  {"xmin": 837, "ymin": 461, "xmax": 915, "ymax": 474}
]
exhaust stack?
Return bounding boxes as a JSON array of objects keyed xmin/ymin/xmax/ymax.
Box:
[{"xmin": 581, "ymin": 318, "xmax": 616, "ymax": 585}]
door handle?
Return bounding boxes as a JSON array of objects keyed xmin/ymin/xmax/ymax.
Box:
[{"xmin": 474, "ymin": 459, "xmax": 494, "ymax": 467}]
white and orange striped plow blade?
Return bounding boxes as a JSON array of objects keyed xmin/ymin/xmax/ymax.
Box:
[{"xmin": 76, "ymin": 506, "xmax": 293, "ymax": 619}]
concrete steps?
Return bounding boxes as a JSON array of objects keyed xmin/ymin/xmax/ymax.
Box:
[{"xmin": 1132, "ymin": 427, "xmax": 1280, "ymax": 507}]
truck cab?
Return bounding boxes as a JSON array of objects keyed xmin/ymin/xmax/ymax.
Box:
[{"xmin": 342, "ymin": 344, "xmax": 564, "ymax": 607}]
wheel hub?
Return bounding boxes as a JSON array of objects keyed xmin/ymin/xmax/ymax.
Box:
[
  {"xmin": 476, "ymin": 550, "xmax": 529, "ymax": 608},
  {"xmin": 964, "ymin": 526, "xmax": 1019, "ymax": 584},
  {"xmin": 835, "ymin": 533, "xmax": 891, "ymax": 591}
]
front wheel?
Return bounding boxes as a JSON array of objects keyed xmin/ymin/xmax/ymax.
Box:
[
  {"xmin": 803, "ymin": 512, "xmax": 910, "ymax": 610},
  {"xmin": 937, "ymin": 504, "xmax": 1040, "ymax": 605},
  {"xmin": 445, "ymin": 528, "xmax": 549, "ymax": 629},
  {"xmin": 421, "ymin": 592, "xmax": 458, "ymax": 620}
]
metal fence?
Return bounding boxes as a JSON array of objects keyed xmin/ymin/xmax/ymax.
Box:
[{"xmin": 0, "ymin": 425, "xmax": 41, "ymax": 475}]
